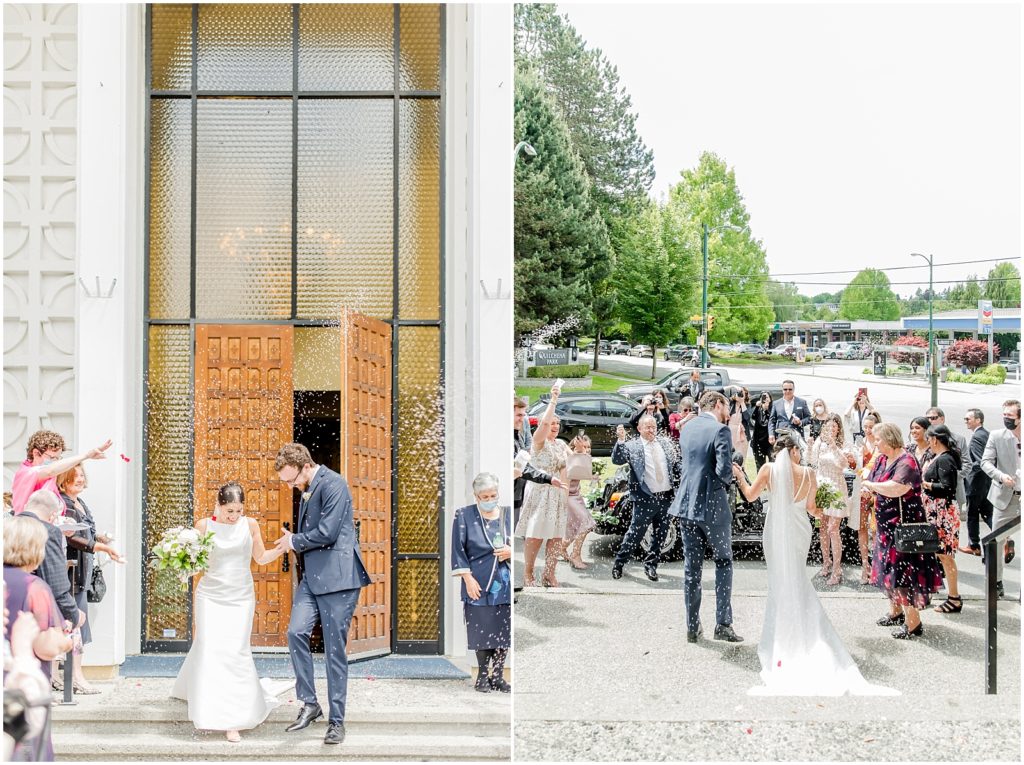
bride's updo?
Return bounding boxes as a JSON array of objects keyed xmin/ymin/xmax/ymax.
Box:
[
  {"xmin": 217, "ymin": 481, "xmax": 245, "ymax": 506},
  {"xmin": 772, "ymin": 433, "xmax": 800, "ymax": 458}
]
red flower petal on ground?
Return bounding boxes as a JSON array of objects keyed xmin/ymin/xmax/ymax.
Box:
[
  {"xmin": 745, "ymin": 728, "xmax": 753, "ymax": 734},
  {"xmin": 777, "ymin": 660, "xmax": 781, "ymax": 667}
]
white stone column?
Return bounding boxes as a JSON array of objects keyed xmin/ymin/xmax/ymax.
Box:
[
  {"xmin": 77, "ymin": 3, "xmax": 145, "ymax": 667},
  {"xmin": 442, "ymin": 4, "xmax": 513, "ymax": 657}
]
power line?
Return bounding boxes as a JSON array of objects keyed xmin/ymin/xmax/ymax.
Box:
[
  {"xmin": 708, "ymin": 257, "xmax": 1018, "ymax": 281},
  {"xmin": 715, "ymin": 276, "xmax": 1022, "ymax": 288}
]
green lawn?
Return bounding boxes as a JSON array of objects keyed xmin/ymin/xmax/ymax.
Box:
[{"xmin": 515, "ymin": 370, "xmax": 649, "ymax": 400}]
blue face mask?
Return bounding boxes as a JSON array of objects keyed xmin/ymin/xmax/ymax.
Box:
[{"xmin": 479, "ymin": 499, "xmax": 498, "ymax": 511}]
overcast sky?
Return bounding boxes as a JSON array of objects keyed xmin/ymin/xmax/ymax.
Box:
[{"xmin": 560, "ymin": 2, "xmax": 1022, "ymax": 298}]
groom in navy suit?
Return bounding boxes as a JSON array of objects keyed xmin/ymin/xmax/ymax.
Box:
[
  {"xmin": 274, "ymin": 442, "xmax": 372, "ymax": 745},
  {"xmin": 669, "ymin": 390, "xmax": 744, "ymax": 644}
]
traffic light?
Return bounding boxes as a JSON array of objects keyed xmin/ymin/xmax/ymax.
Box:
[{"xmin": 707, "ymin": 315, "xmax": 715, "ymax": 332}]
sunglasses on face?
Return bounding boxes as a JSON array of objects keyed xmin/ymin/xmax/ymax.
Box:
[
  {"xmin": 927, "ymin": 415, "xmax": 940, "ymax": 421},
  {"xmin": 783, "ymin": 388, "xmax": 793, "ymax": 392}
]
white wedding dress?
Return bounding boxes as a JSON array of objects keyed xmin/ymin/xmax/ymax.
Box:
[
  {"xmin": 171, "ymin": 519, "xmax": 286, "ymax": 729},
  {"xmin": 750, "ymin": 451, "xmax": 898, "ymax": 696}
]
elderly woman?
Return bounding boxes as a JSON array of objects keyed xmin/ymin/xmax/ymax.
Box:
[
  {"xmin": 861, "ymin": 422, "xmax": 944, "ymax": 639},
  {"xmin": 57, "ymin": 465, "xmax": 122, "ymax": 694},
  {"xmin": 451, "ymin": 472, "xmax": 511, "ymax": 693},
  {"xmin": 4, "ymin": 514, "xmax": 74, "ymax": 761},
  {"xmin": 515, "ymin": 384, "xmax": 571, "ymax": 588}
]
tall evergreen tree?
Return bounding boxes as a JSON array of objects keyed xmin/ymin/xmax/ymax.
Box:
[
  {"xmin": 514, "ymin": 64, "xmax": 611, "ymax": 340},
  {"xmin": 666, "ymin": 152, "xmax": 774, "ymax": 344}
]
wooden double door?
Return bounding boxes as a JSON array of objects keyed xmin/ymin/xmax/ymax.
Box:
[{"xmin": 193, "ymin": 313, "xmax": 392, "ymax": 655}]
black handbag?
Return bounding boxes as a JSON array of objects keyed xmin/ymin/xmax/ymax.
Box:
[
  {"xmin": 893, "ymin": 496, "xmax": 941, "ymax": 554},
  {"xmin": 87, "ymin": 565, "xmax": 107, "ymax": 603}
]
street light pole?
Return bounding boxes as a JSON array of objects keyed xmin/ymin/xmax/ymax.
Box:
[
  {"xmin": 515, "ymin": 141, "xmax": 537, "ymax": 379},
  {"xmin": 701, "ymin": 223, "xmax": 709, "ymax": 369},
  {"xmin": 911, "ymin": 252, "xmax": 937, "ymax": 407}
]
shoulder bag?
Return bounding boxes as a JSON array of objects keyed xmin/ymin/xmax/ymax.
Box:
[
  {"xmin": 87, "ymin": 564, "xmax": 107, "ymax": 603},
  {"xmin": 893, "ymin": 494, "xmax": 941, "ymax": 554}
]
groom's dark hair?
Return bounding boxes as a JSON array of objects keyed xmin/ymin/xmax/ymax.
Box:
[
  {"xmin": 698, "ymin": 391, "xmax": 726, "ymax": 412},
  {"xmin": 274, "ymin": 443, "xmax": 313, "ymax": 471}
]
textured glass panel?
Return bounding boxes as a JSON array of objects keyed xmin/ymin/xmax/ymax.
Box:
[
  {"xmin": 399, "ymin": 99, "xmax": 440, "ymax": 319},
  {"xmin": 144, "ymin": 326, "xmax": 193, "ymax": 642},
  {"xmin": 149, "ymin": 99, "xmax": 191, "ymax": 319},
  {"xmin": 397, "ymin": 327, "xmax": 441, "ymax": 554},
  {"xmin": 397, "ymin": 559, "xmax": 439, "ymax": 641},
  {"xmin": 197, "ymin": 4, "xmax": 292, "ymax": 91},
  {"xmin": 297, "ymin": 100, "xmax": 392, "ymax": 319},
  {"xmin": 151, "ymin": 4, "xmax": 192, "ymax": 90},
  {"xmin": 298, "ymin": 4, "xmax": 393, "ymax": 91},
  {"xmin": 196, "ymin": 100, "xmax": 292, "ymax": 319},
  {"xmin": 399, "ymin": 4, "xmax": 440, "ymax": 92}
]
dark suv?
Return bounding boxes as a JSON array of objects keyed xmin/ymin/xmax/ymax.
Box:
[{"xmin": 527, "ymin": 392, "xmax": 641, "ymax": 456}]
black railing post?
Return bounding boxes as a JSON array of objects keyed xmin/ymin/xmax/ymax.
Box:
[
  {"xmin": 981, "ymin": 513, "xmax": 1020, "ymax": 695},
  {"xmin": 61, "ymin": 560, "xmax": 77, "ymax": 705}
]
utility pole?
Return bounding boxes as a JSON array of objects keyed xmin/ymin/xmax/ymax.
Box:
[{"xmin": 911, "ymin": 253, "xmax": 938, "ymax": 407}]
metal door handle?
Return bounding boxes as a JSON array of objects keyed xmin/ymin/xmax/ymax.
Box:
[{"xmin": 281, "ymin": 522, "xmax": 290, "ymax": 572}]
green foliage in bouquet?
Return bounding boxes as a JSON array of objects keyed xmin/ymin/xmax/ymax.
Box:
[
  {"xmin": 150, "ymin": 526, "xmax": 216, "ymax": 591},
  {"xmin": 814, "ymin": 479, "xmax": 845, "ymax": 513}
]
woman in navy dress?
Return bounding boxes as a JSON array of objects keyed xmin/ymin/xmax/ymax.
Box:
[{"xmin": 451, "ymin": 472, "xmax": 512, "ymax": 693}]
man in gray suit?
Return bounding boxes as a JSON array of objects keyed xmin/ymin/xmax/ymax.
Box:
[
  {"xmin": 610, "ymin": 415, "xmax": 681, "ymax": 582},
  {"xmin": 669, "ymin": 391, "xmax": 743, "ymax": 643},
  {"xmin": 980, "ymin": 399, "xmax": 1021, "ymax": 598},
  {"xmin": 274, "ymin": 443, "xmax": 372, "ymax": 745}
]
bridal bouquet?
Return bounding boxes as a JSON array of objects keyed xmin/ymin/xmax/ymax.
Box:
[
  {"xmin": 815, "ymin": 479, "xmax": 846, "ymax": 513},
  {"xmin": 150, "ymin": 526, "xmax": 215, "ymax": 590}
]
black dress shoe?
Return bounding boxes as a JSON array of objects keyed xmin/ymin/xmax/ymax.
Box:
[
  {"xmin": 892, "ymin": 622, "xmax": 923, "ymax": 639},
  {"xmin": 611, "ymin": 564, "xmax": 623, "ymax": 580},
  {"xmin": 643, "ymin": 564, "xmax": 659, "ymax": 582},
  {"xmin": 876, "ymin": 613, "xmax": 905, "ymax": 627},
  {"xmin": 474, "ymin": 672, "xmax": 491, "ymax": 693},
  {"xmin": 713, "ymin": 624, "xmax": 744, "ymax": 642},
  {"xmin": 285, "ymin": 703, "xmax": 323, "ymax": 732},
  {"xmin": 686, "ymin": 623, "xmax": 703, "ymax": 643},
  {"xmin": 489, "ymin": 676, "xmax": 511, "ymax": 693},
  {"xmin": 996, "ymin": 580, "xmax": 1005, "ymax": 598},
  {"xmin": 324, "ymin": 722, "xmax": 345, "ymax": 745}
]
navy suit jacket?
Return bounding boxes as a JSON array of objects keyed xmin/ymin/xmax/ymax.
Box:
[
  {"xmin": 768, "ymin": 397, "xmax": 812, "ymax": 439},
  {"xmin": 611, "ymin": 436, "xmax": 681, "ymax": 499},
  {"xmin": 966, "ymin": 426, "xmax": 992, "ymax": 499},
  {"xmin": 669, "ymin": 413, "xmax": 733, "ymax": 523},
  {"xmin": 291, "ymin": 466, "xmax": 372, "ymax": 595}
]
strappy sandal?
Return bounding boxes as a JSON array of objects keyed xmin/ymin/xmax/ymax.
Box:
[{"xmin": 933, "ymin": 595, "xmax": 963, "ymax": 614}]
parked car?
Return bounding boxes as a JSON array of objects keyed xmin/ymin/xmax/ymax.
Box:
[
  {"xmin": 609, "ymin": 340, "xmax": 631, "ymax": 355},
  {"xmin": 821, "ymin": 342, "xmax": 851, "ymax": 359},
  {"xmin": 998, "ymin": 358, "xmax": 1020, "ymax": 375},
  {"xmin": 769, "ymin": 344, "xmax": 796, "ymax": 356},
  {"xmin": 664, "ymin": 344, "xmax": 699, "ymax": 361},
  {"xmin": 582, "ymin": 340, "xmax": 611, "ymax": 355},
  {"xmin": 734, "ymin": 343, "xmax": 767, "ymax": 355},
  {"xmin": 627, "ymin": 344, "xmax": 654, "ymax": 358},
  {"xmin": 617, "ymin": 366, "xmax": 784, "ymax": 407},
  {"xmin": 527, "ymin": 392, "xmax": 641, "ymax": 456},
  {"xmin": 848, "ymin": 342, "xmax": 873, "ymax": 359},
  {"xmin": 781, "ymin": 346, "xmax": 824, "ymax": 362}
]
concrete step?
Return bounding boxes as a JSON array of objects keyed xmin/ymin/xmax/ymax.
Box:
[{"xmin": 53, "ymin": 731, "xmax": 511, "ymax": 761}]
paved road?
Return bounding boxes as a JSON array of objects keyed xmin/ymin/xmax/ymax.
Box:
[
  {"xmin": 514, "ymin": 527, "xmax": 1021, "ymax": 761},
  {"xmin": 579, "ymin": 352, "xmax": 1019, "ymax": 431}
]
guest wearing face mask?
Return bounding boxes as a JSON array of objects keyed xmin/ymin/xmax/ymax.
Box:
[{"xmin": 808, "ymin": 399, "xmax": 831, "ymax": 444}]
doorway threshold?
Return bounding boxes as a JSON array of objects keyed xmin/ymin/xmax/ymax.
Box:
[{"xmin": 119, "ymin": 654, "xmax": 469, "ymax": 680}]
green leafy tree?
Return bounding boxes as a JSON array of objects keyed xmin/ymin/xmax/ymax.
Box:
[
  {"xmin": 614, "ymin": 204, "xmax": 697, "ymax": 378},
  {"xmin": 838, "ymin": 269, "xmax": 901, "ymax": 320},
  {"xmin": 514, "ymin": 64, "xmax": 611, "ymax": 340},
  {"xmin": 765, "ymin": 280, "xmax": 808, "ymax": 322},
  {"xmin": 984, "ymin": 262, "xmax": 1021, "ymax": 307},
  {"xmin": 665, "ymin": 152, "xmax": 774, "ymax": 344},
  {"xmin": 945, "ymin": 276, "xmax": 983, "ymax": 309}
]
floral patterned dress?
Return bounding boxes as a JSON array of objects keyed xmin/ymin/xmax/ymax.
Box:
[
  {"xmin": 921, "ymin": 451, "xmax": 961, "ymax": 557},
  {"xmin": 514, "ymin": 439, "xmax": 570, "ymax": 540},
  {"xmin": 868, "ymin": 452, "xmax": 945, "ymax": 608}
]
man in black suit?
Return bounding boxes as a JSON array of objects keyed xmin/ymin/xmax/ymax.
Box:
[
  {"xmin": 768, "ymin": 379, "xmax": 812, "ymax": 446},
  {"xmin": 685, "ymin": 369, "xmax": 705, "ymax": 403},
  {"xmin": 960, "ymin": 407, "xmax": 992, "ymax": 555}
]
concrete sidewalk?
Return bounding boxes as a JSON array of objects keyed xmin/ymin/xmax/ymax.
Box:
[{"xmin": 513, "ymin": 536, "xmax": 1021, "ymax": 762}]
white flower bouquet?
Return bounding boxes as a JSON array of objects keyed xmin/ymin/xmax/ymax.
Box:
[
  {"xmin": 150, "ymin": 526, "xmax": 215, "ymax": 590},
  {"xmin": 814, "ymin": 479, "xmax": 846, "ymax": 513}
]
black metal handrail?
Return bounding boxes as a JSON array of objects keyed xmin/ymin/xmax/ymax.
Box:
[
  {"xmin": 60, "ymin": 560, "xmax": 77, "ymax": 706},
  {"xmin": 982, "ymin": 513, "xmax": 1020, "ymax": 694}
]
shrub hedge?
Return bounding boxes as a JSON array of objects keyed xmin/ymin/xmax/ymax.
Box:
[{"xmin": 526, "ymin": 364, "xmax": 589, "ymax": 379}]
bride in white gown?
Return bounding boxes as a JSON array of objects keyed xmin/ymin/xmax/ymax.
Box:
[
  {"xmin": 733, "ymin": 435, "xmax": 898, "ymax": 696},
  {"xmin": 171, "ymin": 482, "xmax": 292, "ymax": 741}
]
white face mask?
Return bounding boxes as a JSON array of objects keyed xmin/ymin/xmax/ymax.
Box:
[{"xmin": 814, "ymin": 406, "xmax": 824, "ymax": 414}]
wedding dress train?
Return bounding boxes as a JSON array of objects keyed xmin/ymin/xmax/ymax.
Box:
[
  {"xmin": 171, "ymin": 519, "xmax": 288, "ymax": 729},
  {"xmin": 750, "ymin": 450, "xmax": 898, "ymax": 696}
]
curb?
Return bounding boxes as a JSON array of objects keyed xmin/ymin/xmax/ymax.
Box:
[{"xmin": 790, "ymin": 370, "xmax": 1018, "ymax": 393}]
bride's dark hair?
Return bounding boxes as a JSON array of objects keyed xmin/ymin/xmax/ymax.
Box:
[
  {"xmin": 771, "ymin": 433, "xmax": 800, "ymax": 458},
  {"xmin": 217, "ymin": 481, "xmax": 245, "ymax": 506}
]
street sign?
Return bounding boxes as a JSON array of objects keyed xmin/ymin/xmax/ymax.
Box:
[
  {"xmin": 535, "ymin": 348, "xmax": 571, "ymax": 366},
  {"xmin": 978, "ymin": 300, "xmax": 993, "ymax": 335},
  {"xmin": 873, "ymin": 350, "xmax": 887, "ymax": 376}
]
